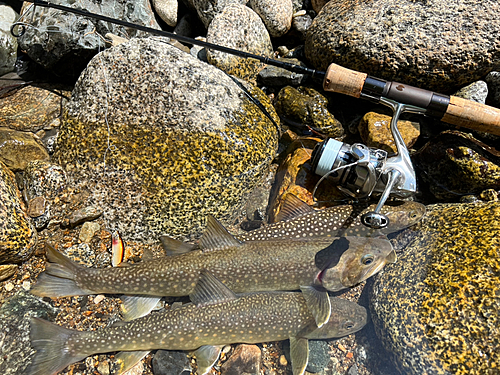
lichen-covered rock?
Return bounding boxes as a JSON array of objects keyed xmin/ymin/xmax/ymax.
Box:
[
  {"xmin": 358, "ymin": 112, "xmax": 420, "ymax": 153},
  {"xmin": 413, "ymin": 130, "xmax": 500, "ymax": 200},
  {"xmin": 55, "ymin": 37, "xmax": 279, "ymax": 242},
  {"xmin": 0, "ymin": 5, "xmax": 18, "ymax": 76},
  {"xmin": 0, "ymin": 161, "xmax": 37, "ymax": 264},
  {"xmin": 206, "ymin": 4, "xmax": 274, "ymax": 82},
  {"xmin": 274, "ymin": 86, "xmax": 344, "ymax": 138},
  {"xmin": 305, "ymin": 0, "xmax": 500, "ymax": 92},
  {"xmin": 0, "ymin": 84, "xmax": 69, "ymax": 132},
  {"xmin": 0, "ymin": 290, "xmax": 59, "ymax": 375},
  {"xmin": 248, "ymin": 0, "xmax": 293, "ymax": 37},
  {"xmin": 22, "ymin": 160, "xmax": 67, "ymax": 229},
  {"xmin": 17, "ymin": 0, "xmax": 160, "ymax": 79},
  {"xmin": 370, "ymin": 202, "xmax": 500, "ymax": 375},
  {"xmin": 0, "ymin": 128, "xmax": 49, "ymax": 171}
]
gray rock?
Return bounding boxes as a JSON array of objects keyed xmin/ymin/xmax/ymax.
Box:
[
  {"xmin": 0, "ymin": 5, "xmax": 18, "ymax": 76},
  {"xmin": 152, "ymin": 0, "xmax": 178, "ymax": 27},
  {"xmin": 221, "ymin": 344, "xmax": 261, "ymax": 375},
  {"xmin": 184, "ymin": 0, "xmax": 246, "ymax": 28},
  {"xmin": 305, "ymin": 0, "xmax": 500, "ymax": 92},
  {"xmin": 17, "ymin": 0, "xmax": 160, "ymax": 79},
  {"xmin": 54, "ymin": 37, "xmax": 279, "ymax": 242},
  {"xmin": 152, "ymin": 350, "xmax": 191, "ymax": 375},
  {"xmin": 0, "ymin": 290, "xmax": 59, "ymax": 375},
  {"xmin": 206, "ymin": 4, "xmax": 274, "ymax": 82},
  {"xmin": 485, "ymin": 71, "xmax": 500, "ymax": 106},
  {"xmin": 0, "ymin": 160, "xmax": 37, "ymax": 264},
  {"xmin": 23, "ymin": 160, "xmax": 66, "ymax": 229},
  {"xmin": 291, "ymin": 12, "xmax": 313, "ymax": 39},
  {"xmin": 370, "ymin": 202, "xmax": 500, "ymax": 374},
  {"xmin": 248, "ymin": 0, "xmax": 293, "ymax": 37},
  {"xmin": 306, "ymin": 340, "xmax": 330, "ymax": 373},
  {"xmin": 0, "ymin": 128, "xmax": 49, "ymax": 171},
  {"xmin": 258, "ymin": 57, "xmax": 307, "ymax": 86},
  {"xmin": 453, "ymin": 80, "xmax": 488, "ymax": 104}
]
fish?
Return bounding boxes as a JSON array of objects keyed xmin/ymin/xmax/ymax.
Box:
[
  {"xmin": 26, "ymin": 271, "xmax": 367, "ymax": 375},
  {"xmin": 237, "ymin": 193, "xmax": 426, "ymax": 241},
  {"xmin": 31, "ymin": 216, "xmax": 394, "ymax": 323}
]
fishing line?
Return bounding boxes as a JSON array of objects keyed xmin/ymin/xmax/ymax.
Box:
[{"xmin": 312, "ymin": 161, "xmax": 359, "ymax": 203}]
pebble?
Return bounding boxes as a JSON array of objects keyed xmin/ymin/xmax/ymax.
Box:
[
  {"xmin": 152, "ymin": 350, "xmax": 191, "ymax": 375},
  {"xmin": 4, "ymin": 282, "xmax": 14, "ymax": 291},
  {"xmin": 453, "ymin": 80, "xmax": 488, "ymax": 103},
  {"xmin": 221, "ymin": 344, "xmax": 261, "ymax": 375},
  {"xmin": 79, "ymin": 221, "xmax": 101, "ymax": 243},
  {"xmin": 93, "ymin": 294, "xmax": 106, "ymax": 304},
  {"xmin": 279, "ymin": 355, "xmax": 287, "ymax": 366},
  {"xmin": 248, "ymin": 0, "xmax": 293, "ymax": 37},
  {"xmin": 63, "ymin": 205, "xmax": 103, "ymax": 227}
]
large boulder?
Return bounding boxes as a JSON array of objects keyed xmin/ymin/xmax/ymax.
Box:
[
  {"xmin": 17, "ymin": 0, "xmax": 160, "ymax": 80},
  {"xmin": 370, "ymin": 202, "xmax": 500, "ymax": 374},
  {"xmin": 305, "ymin": 0, "xmax": 500, "ymax": 92},
  {"xmin": 54, "ymin": 37, "xmax": 279, "ymax": 242}
]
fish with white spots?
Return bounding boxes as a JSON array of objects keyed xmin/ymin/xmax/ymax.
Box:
[
  {"xmin": 238, "ymin": 194, "xmax": 426, "ymax": 241},
  {"xmin": 26, "ymin": 271, "xmax": 367, "ymax": 375}
]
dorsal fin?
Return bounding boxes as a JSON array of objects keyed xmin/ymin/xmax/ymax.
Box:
[
  {"xmin": 189, "ymin": 270, "xmax": 237, "ymax": 307},
  {"xmin": 141, "ymin": 248, "xmax": 155, "ymax": 261},
  {"xmin": 275, "ymin": 194, "xmax": 315, "ymax": 223},
  {"xmin": 160, "ymin": 236, "xmax": 197, "ymax": 256},
  {"xmin": 199, "ymin": 215, "xmax": 242, "ymax": 252}
]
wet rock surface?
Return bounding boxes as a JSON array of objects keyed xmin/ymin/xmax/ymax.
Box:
[
  {"xmin": 0, "ymin": 128, "xmax": 49, "ymax": 171},
  {"xmin": 305, "ymin": 0, "xmax": 500, "ymax": 92},
  {"xmin": 370, "ymin": 202, "xmax": 500, "ymax": 375}
]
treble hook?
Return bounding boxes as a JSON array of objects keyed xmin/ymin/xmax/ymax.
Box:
[{"xmin": 10, "ymin": 3, "xmax": 37, "ymax": 37}]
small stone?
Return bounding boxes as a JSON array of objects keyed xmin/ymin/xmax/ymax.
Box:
[
  {"xmin": 152, "ymin": 350, "xmax": 191, "ymax": 375},
  {"xmin": 93, "ymin": 294, "xmax": 105, "ymax": 304},
  {"xmin": 279, "ymin": 355, "xmax": 287, "ymax": 366},
  {"xmin": 27, "ymin": 196, "xmax": 47, "ymax": 218},
  {"xmin": 62, "ymin": 243, "xmax": 95, "ymax": 267},
  {"xmin": 221, "ymin": 344, "xmax": 261, "ymax": 375},
  {"xmin": 4, "ymin": 282, "xmax": 14, "ymax": 291},
  {"xmin": 63, "ymin": 205, "xmax": 103, "ymax": 227},
  {"xmin": 248, "ymin": 0, "xmax": 293, "ymax": 37},
  {"xmin": 306, "ymin": 340, "xmax": 329, "ymax": 373},
  {"xmin": 358, "ymin": 112, "xmax": 420, "ymax": 153},
  {"xmin": 97, "ymin": 360, "xmax": 110, "ymax": 375},
  {"xmin": 454, "ymin": 80, "xmax": 488, "ymax": 104},
  {"xmin": 0, "ymin": 264, "xmax": 17, "ymax": 281},
  {"xmin": 79, "ymin": 221, "xmax": 101, "ymax": 243},
  {"xmin": 21, "ymin": 280, "xmax": 30, "ymax": 290}
]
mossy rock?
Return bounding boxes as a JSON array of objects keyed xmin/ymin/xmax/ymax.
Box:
[
  {"xmin": 370, "ymin": 202, "xmax": 500, "ymax": 375},
  {"xmin": 55, "ymin": 37, "xmax": 279, "ymax": 242}
]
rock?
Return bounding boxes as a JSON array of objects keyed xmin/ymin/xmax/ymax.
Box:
[
  {"xmin": 62, "ymin": 205, "xmax": 103, "ymax": 227},
  {"xmin": 62, "ymin": 243, "xmax": 95, "ymax": 266},
  {"xmin": 258, "ymin": 58, "xmax": 308, "ymax": 86},
  {"xmin": 22, "ymin": 160, "xmax": 67, "ymax": 229},
  {"xmin": 291, "ymin": 11, "xmax": 313, "ymax": 39},
  {"xmin": 305, "ymin": 0, "xmax": 500, "ymax": 92},
  {"xmin": 274, "ymin": 86, "xmax": 344, "ymax": 138},
  {"xmin": 311, "ymin": 0, "xmax": 328, "ymax": 13},
  {"xmin": 0, "ymin": 160, "xmax": 37, "ymax": 264},
  {"xmin": 453, "ymin": 80, "xmax": 488, "ymax": 104},
  {"xmin": 485, "ymin": 71, "xmax": 500, "ymax": 106},
  {"xmin": 0, "ymin": 290, "xmax": 59, "ymax": 375},
  {"xmin": 357, "ymin": 112, "xmax": 420, "ymax": 153},
  {"xmin": 152, "ymin": 0, "xmax": 178, "ymax": 27},
  {"xmin": 248, "ymin": 0, "xmax": 293, "ymax": 37},
  {"xmin": 54, "ymin": 37, "xmax": 279, "ymax": 242},
  {"xmin": 413, "ymin": 130, "xmax": 500, "ymax": 200},
  {"xmin": 221, "ymin": 344, "xmax": 261, "ymax": 375},
  {"xmin": 267, "ymin": 138, "xmax": 345, "ymax": 222},
  {"xmin": 184, "ymin": 0, "xmax": 245, "ymax": 28},
  {"xmin": 370, "ymin": 202, "xmax": 500, "ymax": 375},
  {"xmin": 0, "ymin": 84, "xmax": 69, "ymax": 132},
  {"xmin": 206, "ymin": 4, "xmax": 274, "ymax": 82},
  {"xmin": 0, "ymin": 128, "xmax": 49, "ymax": 171},
  {"xmin": 152, "ymin": 350, "xmax": 191, "ymax": 375},
  {"xmin": 79, "ymin": 221, "xmax": 101, "ymax": 243},
  {"xmin": 17, "ymin": 0, "xmax": 160, "ymax": 79},
  {"xmin": 0, "ymin": 5, "xmax": 18, "ymax": 76},
  {"xmin": 0, "ymin": 264, "xmax": 18, "ymax": 281},
  {"xmin": 306, "ymin": 340, "xmax": 330, "ymax": 373}
]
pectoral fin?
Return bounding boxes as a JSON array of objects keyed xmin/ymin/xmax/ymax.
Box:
[
  {"xmin": 193, "ymin": 345, "xmax": 223, "ymax": 375},
  {"xmin": 120, "ymin": 295, "xmax": 162, "ymax": 321},
  {"xmin": 289, "ymin": 337, "xmax": 309, "ymax": 375},
  {"xmin": 300, "ymin": 285, "xmax": 331, "ymax": 328},
  {"xmin": 115, "ymin": 350, "xmax": 150, "ymax": 374}
]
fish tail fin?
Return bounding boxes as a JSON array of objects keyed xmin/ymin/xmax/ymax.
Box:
[
  {"xmin": 30, "ymin": 244, "xmax": 92, "ymax": 297},
  {"xmin": 26, "ymin": 317, "xmax": 87, "ymax": 375}
]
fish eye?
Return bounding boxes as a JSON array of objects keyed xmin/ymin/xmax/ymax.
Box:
[
  {"xmin": 410, "ymin": 210, "xmax": 418, "ymax": 218},
  {"xmin": 343, "ymin": 320, "xmax": 355, "ymax": 330},
  {"xmin": 361, "ymin": 254, "xmax": 374, "ymax": 265}
]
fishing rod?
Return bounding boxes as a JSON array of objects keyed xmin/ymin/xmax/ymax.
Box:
[{"xmin": 11, "ymin": 0, "xmax": 500, "ymax": 229}]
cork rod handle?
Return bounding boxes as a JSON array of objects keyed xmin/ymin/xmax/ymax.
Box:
[
  {"xmin": 441, "ymin": 96, "xmax": 500, "ymax": 136},
  {"xmin": 323, "ymin": 63, "xmax": 367, "ymax": 98}
]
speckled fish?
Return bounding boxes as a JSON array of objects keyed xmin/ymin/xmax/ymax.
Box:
[
  {"xmin": 26, "ymin": 272, "xmax": 367, "ymax": 375},
  {"xmin": 31, "ymin": 216, "xmax": 394, "ymax": 323},
  {"xmin": 237, "ymin": 194, "xmax": 426, "ymax": 241}
]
